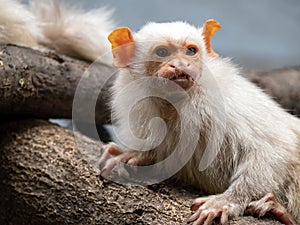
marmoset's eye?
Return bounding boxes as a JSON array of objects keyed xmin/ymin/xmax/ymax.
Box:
[
  {"xmin": 155, "ymin": 47, "xmax": 170, "ymax": 57},
  {"xmin": 186, "ymin": 46, "xmax": 198, "ymax": 56}
]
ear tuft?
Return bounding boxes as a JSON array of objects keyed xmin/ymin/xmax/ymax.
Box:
[
  {"xmin": 108, "ymin": 27, "xmax": 135, "ymax": 68},
  {"xmin": 202, "ymin": 19, "xmax": 221, "ymax": 58}
]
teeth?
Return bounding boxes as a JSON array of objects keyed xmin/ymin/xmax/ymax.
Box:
[
  {"xmin": 167, "ymin": 72, "xmax": 194, "ymax": 81},
  {"xmin": 170, "ymin": 74, "xmax": 176, "ymax": 80}
]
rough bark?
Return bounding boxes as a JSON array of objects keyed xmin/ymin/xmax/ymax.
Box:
[
  {"xmin": 0, "ymin": 44, "xmax": 300, "ymax": 124},
  {"xmin": 0, "ymin": 44, "xmax": 116, "ymax": 124},
  {"xmin": 0, "ymin": 119, "xmax": 283, "ymax": 225}
]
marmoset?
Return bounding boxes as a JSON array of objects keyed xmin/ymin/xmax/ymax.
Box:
[
  {"xmin": 1, "ymin": 1, "xmax": 299, "ymax": 224},
  {"xmin": 98, "ymin": 20, "xmax": 300, "ymax": 225}
]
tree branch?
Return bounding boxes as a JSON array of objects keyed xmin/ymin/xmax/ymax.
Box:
[
  {"xmin": 0, "ymin": 119, "xmax": 282, "ymax": 225},
  {"xmin": 0, "ymin": 44, "xmax": 116, "ymax": 124}
]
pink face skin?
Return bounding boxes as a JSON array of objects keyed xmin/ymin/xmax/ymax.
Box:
[{"xmin": 144, "ymin": 40, "xmax": 203, "ymax": 91}]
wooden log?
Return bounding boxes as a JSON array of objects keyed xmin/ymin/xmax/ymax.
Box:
[
  {"xmin": 0, "ymin": 44, "xmax": 116, "ymax": 124},
  {"xmin": 0, "ymin": 119, "xmax": 283, "ymax": 225}
]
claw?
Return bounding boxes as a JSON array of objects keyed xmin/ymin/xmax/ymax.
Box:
[
  {"xmin": 191, "ymin": 197, "xmax": 210, "ymax": 211},
  {"xmin": 190, "ymin": 195, "xmax": 242, "ymax": 225},
  {"xmin": 246, "ymin": 193, "xmax": 297, "ymax": 225},
  {"xmin": 98, "ymin": 142, "xmax": 145, "ymax": 179}
]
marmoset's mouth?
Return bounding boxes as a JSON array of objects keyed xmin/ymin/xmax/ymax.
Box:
[
  {"xmin": 169, "ymin": 71, "xmax": 194, "ymax": 82},
  {"xmin": 167, "ymin": 70, "xmax": 195, "ymax": 90}
]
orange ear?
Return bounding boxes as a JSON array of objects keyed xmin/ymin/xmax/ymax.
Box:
[
  {"xmin": 108, "ymin": 27, "xmax": 135, "ymax": 68},
  {"xmin": 202, "ymin": 19, "xmax": 221, "ymax": 57}
]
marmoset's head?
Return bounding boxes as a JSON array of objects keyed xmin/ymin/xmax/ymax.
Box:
[{"xmin": 108, "ymin": 20, "xmax": 220, "ymax": 91}]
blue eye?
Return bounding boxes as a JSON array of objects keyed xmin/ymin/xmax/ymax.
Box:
[
  {"xmin": 155, "ymin": 47, "xmax": 170, "ymax": 57},
  {"xmin": 186, "ymin": 47, "xmax": 198, "ymax": 56}
]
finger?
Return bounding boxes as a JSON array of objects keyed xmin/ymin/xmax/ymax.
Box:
[
  {"xmin": 277, "ymin": 214, "xmax": 297, "ymax": 225},
  {"xmin": 99, "ymin": 148, "xmax": 113, "ymax": 170},
  {"xmin": 193, "ymin": 211, "xmax": 208, "ymax": 225},
  {"xmin": 245, "ymin": 200, "xmax": 261, "ymax": 215},
  {"xmin": 99, "ymin": 143, "xmax": 123, "ymax": 170},
  {"xmin": 127, "ymin": 156, "xmax": 141, "ymax": 165},
  {"xmin": 117, "ymin": 163, "xmax": 130, "ymax": 178},
  {"xmin": 220, "ymin": 207, "xmax": 229, "ymax": 225},
  {"xmin": 203, "ymin": 213, "xmax": 216, "ymax": 225},
  {"xmin": 258, "ymin": 202, "xmax": 275, "ymax": 218},
  {"xmin": 271, "ymin": 207, "xmax": 297, "ymax": 225},
  {"xmin": 191, "ymin": 197, "xmax": 209, "ymax": 211},
  {"xmin": 188, "ymin": 210, "xmax": 201, "ymax": 223},
  {"xmin": 263, "ymin": 193, "xmax": 276, "ymax": 201},
  {"xmin": 100, "ymin": 157, "xmax": 118, "ymax": 177},
  {"xmin": 107, "ymin": 143, "xmax": 123, "ymax": 155}
]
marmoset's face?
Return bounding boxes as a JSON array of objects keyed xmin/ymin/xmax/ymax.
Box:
[
  {"xmin": 143, "ymin": 40, "xmax": 203, "ymax": 90},
  {"xmin": 108, "ymin": 20, "xmax": 220, "ymax": 92}
]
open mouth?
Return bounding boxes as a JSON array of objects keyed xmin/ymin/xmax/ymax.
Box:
[
  {"xmin": 169, "ymin": 71, "xmax": 194, "ymax": 82},
  {"xmin": 167, "ymin": 70, "xmax": 195, "ymax": 90},
  {"xmin": 157, "ymin": 67, "xmax": 195, "ymax": 90}
]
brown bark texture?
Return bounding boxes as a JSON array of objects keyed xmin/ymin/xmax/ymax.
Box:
[
  {"xmin": 0, "ymin": 44, "xmax": 116, "ymax": 124},
  {"xmin": 0, "ymin": 119, "xmax": 283, "ymax": 225}
]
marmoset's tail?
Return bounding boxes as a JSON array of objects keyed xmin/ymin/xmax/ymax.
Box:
[
  {"xmin": 0, "ymin": 0, "xmax": 115, "ymax": 64},
  {"xmin": 0, "ymin": 0, "xmax": 41, "ymax": 47}
]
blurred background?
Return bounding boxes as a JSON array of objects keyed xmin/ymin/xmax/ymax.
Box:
[
  {"xmin": 22, "ymin": 0, "xmax": 300, "ymax": 70},
  {"xmin": 82, "ymin": 0, "xmax": 300, "ymax": 71}
]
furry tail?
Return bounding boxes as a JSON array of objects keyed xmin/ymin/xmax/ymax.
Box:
[
  {"xmin": 30, "ymin": 0, "xmax": 115, "ymax": 63},
  {"xmin": 0, "ymin": 0, "xmax": 41, "ymax": 47},
  {"xmin": 0, "ymin": 0, "xmax": 115, "ymax": 64}
]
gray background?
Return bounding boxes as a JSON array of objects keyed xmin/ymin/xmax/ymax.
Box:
[
  {"xmin": 24, "ymin": 0, "xmax": 300, "ymax": 70},
  {"xmin": 84, "ymin": 0, "xmax": 300, "ymax": 70}
]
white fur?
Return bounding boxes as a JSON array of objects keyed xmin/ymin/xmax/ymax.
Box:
[
  {"xmin": 0, "ymin": 0, "xmax": 115, "ymax": 64},
  {"xmin": 0, "ymin": 0, "xmax": 40, "ymax": 47},
  {"xmin": 30, "ymin": 0, "xmax": 114, "ymax": 63},
  {"xmin": 111, "ymin": 21, "xmax": 300, "ymax": 222}
]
